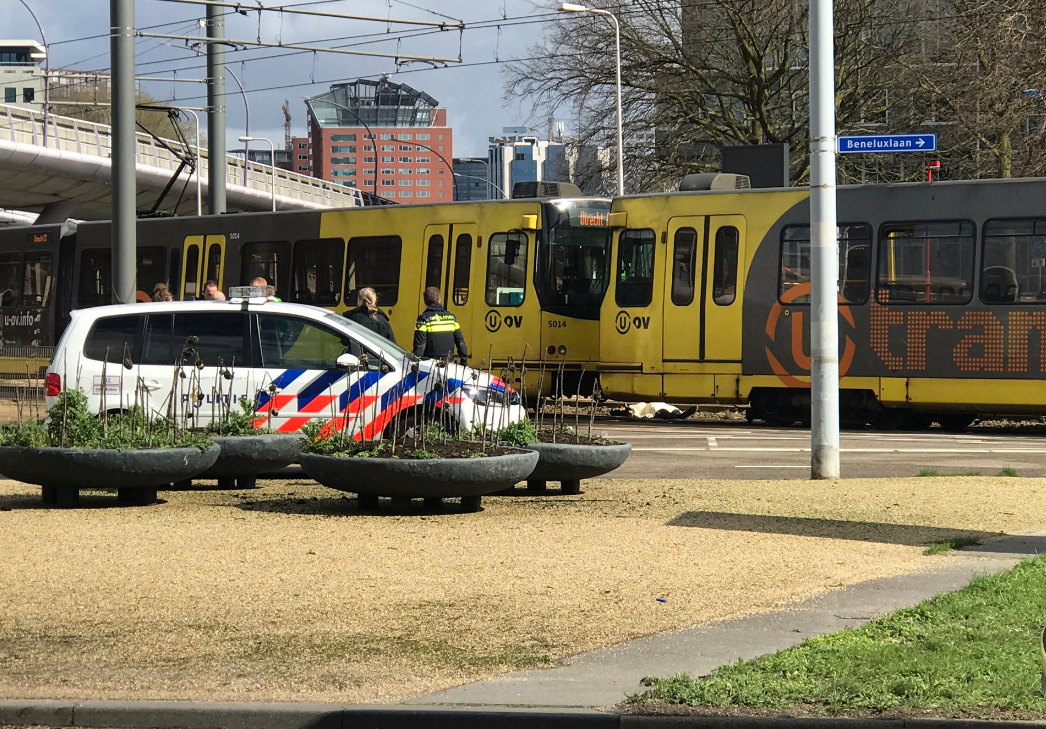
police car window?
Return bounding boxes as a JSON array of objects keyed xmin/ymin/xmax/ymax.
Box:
[
  {"xmin": 257, "ymin": 314, "xmax": 373, "ymax": 370},
  {"xmin": 85, "ymin": 314, "xmax": 140, "ymax": 364},
  {"xmin": 140, "ymin": 313, "xmax": 174, "ymax": 365},
  {"xmin": 171, "ymin": 312, "xmax": 246, "ymax": 367}
]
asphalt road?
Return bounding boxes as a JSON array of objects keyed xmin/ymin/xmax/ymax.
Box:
[{"xmin": 599, "ymin": 419, "xmax": 1046, "ymax": 479}]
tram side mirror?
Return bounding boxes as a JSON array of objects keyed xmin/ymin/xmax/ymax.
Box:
[
  {"xmin": 336, "ymin": 353, "xmax": 361, "ymax": 370},
  {"xmin": 520, "ymin": 214, "xmax": 538, "ymax": 230},
  {"xmin": 505, "ymin": 238, "xmax": 521, "ymax": 266}
]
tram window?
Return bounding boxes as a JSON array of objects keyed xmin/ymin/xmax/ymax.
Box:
[
  {"xmin": 292, "ymin": 238, "xmax": 344, "ymax": 307},
  {"xmin": 425, "ymin": 235, "xmax": 444, "ymax": 290},
  {"xmin": 0, "ymin": 254, "xmax": 19, "ymax": 308},
  {"xmin": 22, "ymin": 252, "xmax": 52, "ymax": 308},
  {"xmin": 138, "ymin": 247, "xmax": 166, "ymax": 297},
  {"xmin": 172, "ymin": 312, "xmax": 246, "ymax": 367},
  {"xmin": 84, "ymin": 314, "xmax": 140, "ymax": 364},
  {"xmin": 670, "ymin": 228, "xmax": 698, "ymax": 306},
  {"xmin": 779, "ymin": 224, "xmax": 871, "ymax": 304},
  {"xmin": 486, "ymin": 232, "xmax": 528, "ymax": 307},
  {"xmin": 982, "ymin": 219, "xmax": 1046, "ymax": 304},
  {"xmin": 453, "ymin": 234, "xmax": 472, "ymax": 305},
  {"xmin": 184, "ymin": 246, "xmax": 200, "ymax": 300},
  {"xmin": 876, "ymin": 221, "xmax": 974, "ymax": 304},
  {"xmin": 77, "ymin": 249, "xmax": 110, "ymax": 307},
  {"xmin": 346, "ymin": 236, "xmax": 402, "ymax": 307},
  {"xmin": 241, "ymin": 241, "xmax": 289, "ymax": 295},
  {"xmin": 169, "ymin": 249, "xmax": 181, "ymax": 298},
  {"xmin": 712, "ymin": 226, "xmax": 740, "ymax": 306},
  {"xmin": 548, "ymin": 204, "xmax": 610, "ymax": 307},
  {"xmin": 616, "ymin": 229, "xmax": 656, "ymax": 307},
  {"xmin": 205, "ymin": 242, "xmax": 222, "ymax": 286}
]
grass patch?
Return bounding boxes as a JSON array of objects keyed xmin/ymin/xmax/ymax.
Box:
[
  {"xmin": 917, "ymin": 469, "xmax": 982, "ymax": 477},
  {"xmin": 998, "ymin": 468, "xmax": 1020, "ymax": 477},
  {"xmin": 632, "ymin": 554, "xmax": 1046, "ymax": 715},
  {"xmin": 923, "ymin": 536, "xmax": 983, "ymax": 555}
]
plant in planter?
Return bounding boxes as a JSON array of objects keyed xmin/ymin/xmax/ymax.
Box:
[
  {"xmin": 188, "ymin": 393, "xmax": 302, "ymax": 489},
  {"xmin": 0, "ymin": 389, "xmax": 218, "ymax": 508},
  {"xmin": 500, "ymin": 375, "xmax": 632, "ymax": 495},
  {"xmin": 297, "ymin": 364, "xmax": 538, "ymax": 514}
]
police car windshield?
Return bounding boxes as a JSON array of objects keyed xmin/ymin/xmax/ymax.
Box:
[{"xmin": 323, "ymin": 311, "xmax": 412, "ymax": 358}]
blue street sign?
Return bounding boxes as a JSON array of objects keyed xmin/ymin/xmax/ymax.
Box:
[{"xmin": 837, "ymin": 133, "xmax": 937, "ymax": 154}]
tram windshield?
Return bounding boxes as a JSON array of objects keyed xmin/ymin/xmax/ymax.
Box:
[{"xmin": 541, "ymin": 199, "xmax": 611, "ymax": 314}]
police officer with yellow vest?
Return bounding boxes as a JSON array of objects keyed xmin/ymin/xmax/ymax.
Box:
[{"xmin": 413, "ymin": 286, "xmax": 469, "ymax": 363}]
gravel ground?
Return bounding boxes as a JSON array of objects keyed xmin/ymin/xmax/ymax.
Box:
[{"xmin": 1, "ymin": 475, "xmax": 1044, "ymax": 704}]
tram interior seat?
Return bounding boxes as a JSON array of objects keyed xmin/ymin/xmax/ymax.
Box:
[{"xmin": 982, "ymin": 266, "xmax": 1019, "ymax": 303}]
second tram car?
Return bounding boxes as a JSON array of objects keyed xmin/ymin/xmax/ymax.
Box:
[{"xmin": 600, "ymin": 176, "xmax": 1046, "ymax": 426}]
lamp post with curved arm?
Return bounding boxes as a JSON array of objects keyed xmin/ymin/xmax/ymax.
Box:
[
  {"xmin": 17, "ymin": 1, "xmax": 48, "ymax": 145},
  {"xmin": 559, "ymin": 3, "xmax": 624, "ymax": 195},
  {"xmin": 391, "ymin": 139, "xmax": 462, "ymax": 201},
  {"xmin": 320, "ymin": 99, "xmax": 380, "ymax": 195}
]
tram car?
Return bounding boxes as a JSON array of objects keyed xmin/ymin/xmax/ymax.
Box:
[
  {"xmin": 0, "ymin": 190, "xmax": 612, "ymax": 395},
  {"xmin": 599, "ymin": 175, "xmax": 1046, "ymax": 427}
]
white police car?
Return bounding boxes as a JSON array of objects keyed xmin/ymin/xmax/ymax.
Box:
[{"xmin": 45, "ymin": 287, "xmax": 525, "ymax": 436}]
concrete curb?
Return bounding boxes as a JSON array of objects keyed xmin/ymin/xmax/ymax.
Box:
[{"xmin": 1, "ymin": 700, "xmax": 1045, "ymax": 729}]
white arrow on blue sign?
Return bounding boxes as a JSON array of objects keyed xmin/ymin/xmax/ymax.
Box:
[{"xmin": 837, "ymin": 133, "xmax": 937, "ymax": 154}]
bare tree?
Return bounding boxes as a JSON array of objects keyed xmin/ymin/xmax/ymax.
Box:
[
  {"xmin": 897, "ymin": 0, "xmax": 1046, "ymax": 179},
  {"xmin": 507, "ymin": 0, "xmax": 916, "ymax": 189}
]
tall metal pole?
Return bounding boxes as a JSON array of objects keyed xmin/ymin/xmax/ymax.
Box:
[
  {"xmin": 809, "ymin": 0, "xmax": 840, "ymax": 479},
  {"xmin": 110, "ymin": 0, "xmax": 136, "ymax": 304},
  {"xmin": 609, "ymin": 12, "xmax": 624, "ymax": 196},
  {"xmin": 17, "ymin": 1, "xmax": 48, "ymax": 145},
  {"xmin": 206, "ymin": 3, "xmax": 226, "ymax": 214},
  {"xmin": 226, "ymin": 66, "xmax": 250, "ymax": 186}
]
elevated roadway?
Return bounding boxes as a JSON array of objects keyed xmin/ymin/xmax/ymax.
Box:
[{"xmin": 0, "ymin": 104, "xmax": 364, "ymax": 221}]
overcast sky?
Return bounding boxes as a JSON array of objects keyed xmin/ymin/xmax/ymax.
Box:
[{"xmin": 9, "ymin": 0, "xmax": 562, "ymax": 157}]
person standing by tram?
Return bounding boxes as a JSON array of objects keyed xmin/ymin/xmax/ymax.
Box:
[
  {"xmin": 346, "ymin": 287, "xmax": 396, "ymax": 344},
  {"xmin": 413, "ymin": 286, "xmax": 468, "ymax": 363}
]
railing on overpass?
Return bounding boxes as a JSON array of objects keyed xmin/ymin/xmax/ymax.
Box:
[{"xmin": 0, "ymin": 104, "xmax": 365, "ymax": 210}]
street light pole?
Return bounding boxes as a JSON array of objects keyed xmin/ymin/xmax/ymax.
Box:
[
  {"xmin": 322, "ymin": 99, "xmax": 380, "ymax": 195},
  {"xmin": 454, "ymin": 172, "xmax": 506, "ymax": 198},
  {"xmin": 17, "ymin": 1, "xmax": 48, "ymax": 145},
  {"xmin": 225, "ymin": 66, "xmax": 250, "ymax": 186},
  {"xmin": 238, "ymin": 136, "xmax": 276, "ymax": 211},
  {"xmin": 559, "ymin": 3, "xmax": 624, "ymax": 196},
  {"xmin": 110, "ymin": 0, "xmax": 137, "ymax": 304},
  {"xmin": 809, "ymin": 0, "xmax": 840, "ymax": 479}
]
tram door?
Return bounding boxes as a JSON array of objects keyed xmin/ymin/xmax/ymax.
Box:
[
  {"xmin": 180, "ymin": 235, "xmax": 226, "ymax": 300},
  {"xmin": 661, "ymin": 215, "xmax": 746, "ymax": 400},
  {"xmin": 419, "ymin": 223, "xmax": 479, "ymax": 355},
  {"xmin": 662, "ymin": 217, "xmax": 709, "ymax": 398}
]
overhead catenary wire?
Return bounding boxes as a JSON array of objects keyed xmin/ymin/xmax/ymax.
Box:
[{"xmin": 149, "ymin": 0, "xmax": 464, "ymax": 29}]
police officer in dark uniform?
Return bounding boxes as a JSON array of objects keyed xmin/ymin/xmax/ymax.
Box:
[{"xmin": 413, "ymin": 286, "xmax": 469, "ymax": 362}]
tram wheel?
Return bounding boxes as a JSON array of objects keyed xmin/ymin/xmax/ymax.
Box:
[{"xmin": 936, "ymin": 415, "xmax": 975, "ymax": 432}]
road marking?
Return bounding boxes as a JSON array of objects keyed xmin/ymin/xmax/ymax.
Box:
[
  {"xmin": 734, "ymin": 465, "xmax": 808, "ymax": 468},
  {"xmin": 707, "ymin": 437, "xmax": 718, "ymax": 447}
]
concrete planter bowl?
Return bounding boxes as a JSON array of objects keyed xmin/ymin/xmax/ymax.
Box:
[
  {"xmin": 195, "ymin": 434, "xmax": 303, "ymax": 489},
  {"xmin": 517, "ymin": 441, "xmax": 633, "ymax": 495},
  {"xmin": 298, "ymin": 448, "xmax": 539, "ymax": 513},
  {"xmin": 0, "ymin": 444, "xmax": 220, "ymax": 507}
]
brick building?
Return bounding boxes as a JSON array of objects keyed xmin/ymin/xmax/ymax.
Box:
[{"xmin": 304, "ymin": 79, "xmax": 453, "ymax": 203}]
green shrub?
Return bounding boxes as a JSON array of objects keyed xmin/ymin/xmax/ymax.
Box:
[{"xmin": 498, "ymin": 417, "xmax": 538, "ymax": 446}]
